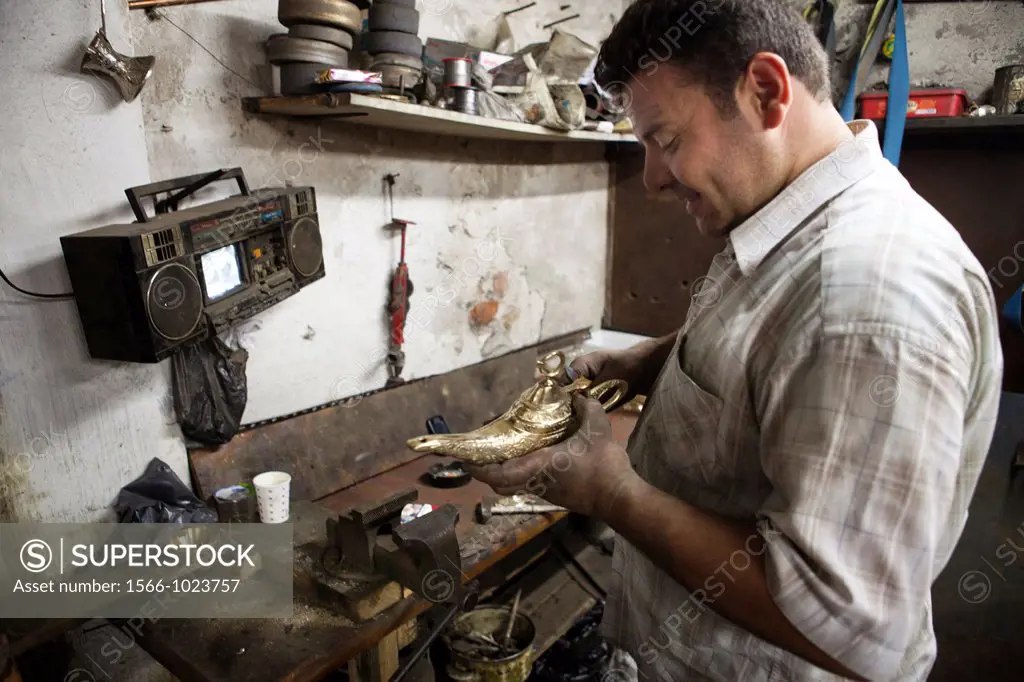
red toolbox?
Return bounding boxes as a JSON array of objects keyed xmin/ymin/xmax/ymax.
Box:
[{"xmin": 858, "ymin": 88, "xmax": 969, "ymax": 119}]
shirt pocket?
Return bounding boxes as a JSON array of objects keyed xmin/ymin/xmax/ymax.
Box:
[{"xmin": 641, "ymin": 353, "xmax": 726, "ymax": 488}]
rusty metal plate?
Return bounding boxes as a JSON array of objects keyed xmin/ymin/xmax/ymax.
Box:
[
  {"xmin": 605, "ymin": 145, "xmax": 725, "ymax": 337},
  {"xmin": 189, "ymin": 351, "xmax": 535, "ymax": 503},
  {"xmin": 188, "ymin": 335, "xmax": 591, "ymax": 505},
  {"xmin": 899, "ymin": 147, "xmax": 1024, "ymax": 392}
]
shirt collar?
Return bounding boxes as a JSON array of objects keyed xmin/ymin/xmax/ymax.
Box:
[{"xmin": 728, "ymin": 120, "xmax": 883, "ymax": 277}]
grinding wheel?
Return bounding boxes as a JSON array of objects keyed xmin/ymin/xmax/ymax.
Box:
[
  {"xmin": 280, "ymin": 62, "xmax": 335, "ymax": 95},
  {"xmin": 376, "ymin": 63, "xmax": 422, "ymax": 88},
  {"xmin": 365, "ymin": 30, "xmax": 423, "ymax": 57},
  {"xmin": 278, "ymin": 0, "xmax": 362, "ymax": 35},
  {"xmin": 266, "ymin": 34, "xmax": 350, "ymax": 66},
  {"xmin": 369, "ymin": 51, "xmax": 424, "ymax": 71},
  {"xmin": 368, "ymin": 3, "xmax": 420, "ymax": 34},
  {"xmin": 288, "ymin": 23, "xmax": 355, "ymax": 50}
]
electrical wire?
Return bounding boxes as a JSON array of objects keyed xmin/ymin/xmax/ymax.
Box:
[
  {"xmin": 152, "ymin": 9, "xmax": 259, "ymax": 89},
  {"xmin": 0, "ymin": 265, "xmax": 74, "ymax": 300}
]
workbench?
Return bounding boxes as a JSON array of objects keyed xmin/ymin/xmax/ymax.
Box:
[{"xmin": 133, "ymin": 412, "xmax": 638, "ymax": 682}]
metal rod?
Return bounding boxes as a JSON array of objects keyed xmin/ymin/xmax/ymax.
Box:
[
  {"xmin": 504, "ymin": 2, "xmax": 537, "ymax": 15},
  {"xmin": 503, "ymin": 589, "xmax": 521, "ymax": 649},
  {"xmin": 100, "ymin": 0, "xmax": 107, "ymax": 33},
  {"xmin": 544, "ymin": 13, "xmax": 580, "ymax": 29},
  {"xmin": 129, "ymin": 0, "xmax": 226, "ymax": 9}
]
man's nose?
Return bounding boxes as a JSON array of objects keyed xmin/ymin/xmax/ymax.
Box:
[{"xmin": 642, "ymin": 153, "xmax": 676, "ymax": 194}]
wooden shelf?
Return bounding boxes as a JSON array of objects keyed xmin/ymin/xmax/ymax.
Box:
[
  {"xmin": 241, "ymin": 91, "xmax": 1022, "ymax": 149},
  {"xmin": 881, "ymin": 115, "xmax": 1024, "ymax": 149},
  {"xmin": 242, "ymin": 92, "xmax": 638, "ymax": 144},
  {"xmin": 901, "ymin": 115, "xmax": 1024, "ymax": 134}
]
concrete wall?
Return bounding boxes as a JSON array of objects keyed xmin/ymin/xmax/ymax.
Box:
[
  {"xmin": 0, "ymin": 0, "xmax": 187, "ymax": 524},
  {"xmin": 0, "ymin": 0, "xmax": 626, "ymax": 525},
  {"xmin": 129, "ymin": 0, "xmax": 623, "ymax": 427},
  {"xmin": 827, "ymin": 0, "xmax": 1024, "ymax": 104}
]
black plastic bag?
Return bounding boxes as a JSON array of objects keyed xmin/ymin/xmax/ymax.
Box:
[
  {"xmin": 114, "ymin": 458, "xmax": 217, "ymax": 524},
  {"xmin": 172, "ymin": 334, "xmax": 249, "ymax": 446}
]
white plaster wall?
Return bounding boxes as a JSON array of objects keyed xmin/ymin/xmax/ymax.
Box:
[
  {"xmin": 130, "ymin": 0, "xmax": 622, "ymax": 425},
  {"xmin": 0, "ymin": 0, "xmax": 190, "ymax": 522}
]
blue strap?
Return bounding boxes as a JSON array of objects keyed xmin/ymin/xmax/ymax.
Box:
[
  {"xmin": 840, "ymin": 0, "xmax": 909, "ymax": 167},
  {"xmin": 883, "ymin": 0, "xmax": 909, "ymax": 166},
  {"xmin": 1003, "ymin": 284, "xmax": 1024, "ymax": 332}
]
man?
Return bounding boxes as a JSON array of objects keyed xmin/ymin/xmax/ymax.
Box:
[{"xmin": 466, "ymin": 1, "xmax": 1004, "ymax": 680}]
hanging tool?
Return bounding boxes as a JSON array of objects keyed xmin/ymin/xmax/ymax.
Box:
[{"xmin": 384, "ymin": 173, "xmax": 415, "ymax": 388}]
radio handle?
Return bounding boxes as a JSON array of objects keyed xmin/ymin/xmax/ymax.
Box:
[{"xmin": 125, "ymin": 167, "xmax": 251, "ymax": 223}]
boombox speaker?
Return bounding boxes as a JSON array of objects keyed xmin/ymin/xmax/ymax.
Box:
[{"xmin": 61, "ymin": 168, "xmax": 325, "ymax": 363}]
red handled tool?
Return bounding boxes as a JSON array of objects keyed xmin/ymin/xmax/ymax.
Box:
[{"xmin": 384, "ymin": 174, "xmax": 414, "ymax": 387}]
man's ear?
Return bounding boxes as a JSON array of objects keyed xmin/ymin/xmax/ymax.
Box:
[{"xmin": 737, "ymin": 52, "xmax": 792, "ymax": 130}]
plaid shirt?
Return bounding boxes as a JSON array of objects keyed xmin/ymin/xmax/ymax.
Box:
[{"xmin": 601, "ymin": 121, "xmax": 1003, "ymax": 681}]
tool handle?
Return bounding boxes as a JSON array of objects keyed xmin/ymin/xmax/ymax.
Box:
[{"xmin": 586, "ymin": 379, "xmax": 629, "ymax": 413}]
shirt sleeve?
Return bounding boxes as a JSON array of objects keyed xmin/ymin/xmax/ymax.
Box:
[{"xmin": 754, "ymin": 330, "xmax": 971, "ymax": 680}]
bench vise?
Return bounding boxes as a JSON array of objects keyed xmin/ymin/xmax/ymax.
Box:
[{"xmin": 322, "ymin": 488, "xmax": 473, "ymax": 608}]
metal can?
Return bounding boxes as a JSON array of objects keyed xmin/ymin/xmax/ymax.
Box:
[
  {"xmin": 443, "ymin": 57, "xmax": 473, "ymax": 88},
  {"xmin": 446, "ymin": 86, "xmax": 479, "ymax": 116},
  {"xmin": 993, "ymin": 64, "xmax": 1024, "ymax": 116}
]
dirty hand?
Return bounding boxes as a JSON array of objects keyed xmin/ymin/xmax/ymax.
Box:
[
  {"xmin": 566, "ymin": 349, "xmax": 645, "ymax": 401},
  {"xmin": 465, "ymin": 393, "xmax": 637, "ymax": 520}
]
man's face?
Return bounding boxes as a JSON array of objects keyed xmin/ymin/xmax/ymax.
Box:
[{"xmin": 624, "ymin": 65, "xmax": 783, "ymax": 238}]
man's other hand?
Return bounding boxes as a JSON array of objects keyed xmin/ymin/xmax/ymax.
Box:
[
  {"xmin": 567, "ymin": 349, "xmax": 644, "ymax": 401},
  {"xmin": 464, "ymin": 393, "xmax": 637, "ymax": 520}
]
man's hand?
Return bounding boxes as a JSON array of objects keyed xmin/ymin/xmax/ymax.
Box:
[
  {"xmin": 464, "ymin": 393, "xmax": 637, "ymax": 519},
  {"xmin": 568, "ymin": 332, "xmax": 678, "ymax": 399}
]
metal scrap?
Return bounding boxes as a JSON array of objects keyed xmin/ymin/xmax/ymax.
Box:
[{"xmin": 544, "ymin": 13, "xmax": 580, "ymax": 29}]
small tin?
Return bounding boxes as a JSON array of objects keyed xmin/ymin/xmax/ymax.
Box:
[
  {"xmin": 443, "ymin": 57, "xmax": 473, "ymax": 88},
  {"xmin": 214, "ymin": 484, "xmax": 256, "ymax": 523},
  {"xmin": 446, "ymin": 86, "xmax": 478, "ymax": 115}
]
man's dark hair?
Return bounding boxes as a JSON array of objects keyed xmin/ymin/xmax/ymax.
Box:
[{"xmin": 595, "ymin": 0, "xmax": 831, "ymax": 115}]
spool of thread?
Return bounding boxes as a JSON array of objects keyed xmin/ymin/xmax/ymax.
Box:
[
  {"xmin": 447, "ymin": 86, "xmax": 478, "ymax": 115},
  {"xmin": 214, "ymin": 484, "xmax": 256, "ymax": 523},
  {"xmin": 443, "ymin": 57, "xmax": 473, "ymax": 88}
]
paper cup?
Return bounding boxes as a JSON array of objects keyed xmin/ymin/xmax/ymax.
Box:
[{"xmin": 253, "ymin": 471, "xmax": 291, "ymax": 523}]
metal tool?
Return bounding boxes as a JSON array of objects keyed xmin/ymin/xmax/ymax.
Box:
[
  {"xmin": 422, "ymin": 416, "xmax": 472, "ymax": 489},
  {"xmin": 323, "ymin": 489, "xmax": 469, "ymax": 602},
  {"xmin": 81, "ymin": 0, "xmax": 156, "ymax": 103},
  {"xmin": 476, "ymin": 496, "xmax": 566, "ymax": 523},
  {"xmin": 321, "ymin": 489, "xmax": 478, "ymax": 682},
  {"xmin": 502, "ymin": 589, "xmax": 521, "ymax": 651},
  {"xmin": 384, "ymin": 174, "xmax": 415, "ymax": 389}
]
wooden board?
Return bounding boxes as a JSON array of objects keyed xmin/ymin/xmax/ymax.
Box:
[
  {"xmin": 898, "ymin": 148, "xmax": 1024, "ymax": 391},
  {"xmin": 242, "ymin": 93, "xmax": 638, "ymax": 144},
  {"xmin": 189, "ymin": 346, "xmax": 540, "ymax": 503},
  {"xmin": 605, "ymin": 143, "xmax": 726, "ymax": 337},
  {"xmin": 136, "ymin": 512, "xmax": 561, "ymax": 682}
]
